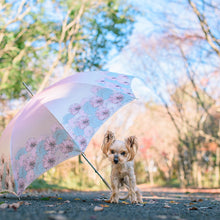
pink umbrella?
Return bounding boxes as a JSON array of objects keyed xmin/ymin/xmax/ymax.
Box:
[{"xmin": 0, "ymin": 71, "xmax": 139, "ymax": 196}]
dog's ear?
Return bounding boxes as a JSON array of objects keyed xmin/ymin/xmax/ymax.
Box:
[
  {"xmin": 125, "ymin": 136, "xmax": 138, "ymax": 161},
  {"xmin": 101, "ymin": 130, "xmax": 115, "ymax": 156}
]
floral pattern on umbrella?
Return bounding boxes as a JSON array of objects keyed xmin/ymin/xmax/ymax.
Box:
[
  {"xmin": 13, "ymin": 125, "xmax": 79, "ymax": 195},
  {"xmin": 63, "ymin": 85, "xmax": 134, "ymax": 152}
]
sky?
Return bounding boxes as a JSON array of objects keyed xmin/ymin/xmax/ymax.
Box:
[
  {"xmin": 107, "ymin": 0, "xmax": 220, "ymax": 103},
  {"xmin": 3, "ymin": 0, "xmax": 220, "ymax": 104}
]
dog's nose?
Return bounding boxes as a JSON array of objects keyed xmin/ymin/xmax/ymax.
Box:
[{"xmin": 114, "ymin": 155, "xmax": 118, "ymax": 164}]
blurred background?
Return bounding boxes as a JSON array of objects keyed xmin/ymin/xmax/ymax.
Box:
[{"xmin": 0, "ymin": 0, "xmax": 220, "ymax": 191}]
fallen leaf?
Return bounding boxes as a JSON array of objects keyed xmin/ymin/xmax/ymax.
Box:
[
  {"xmin": 170, "ymin": 201, "xmax": 179, "ymax": 204},
  {"xmin": 121, "ymin": 201, "xmax": 129, "ymax": 205},
  {"xmin": 189, "ymin": 207, "xmax": 198, "ymax": 210},
  {"xmin": 45, "ymin": 204, "xmax": 55, "ymax": 207},
  {"xmin": 148, "ymin": 200, "xmax": 156, "ymax": 204},
  {"xmin": 104, "ymin": 199, "xmax": 111, "ymax": 203},
  {"xmin": 100, "ymin": 204, "xmax": 109, "ymax": 208},
  {"xmin": 64, "ymin": 200, "xmax": 70, "ymax": 203},
  {"xmin": 48, "ymin": 214, "xmax": 67, "ymax": 220},
  {"xmin": 57, "ymin": 198, "xmax": 62, "ymax": 200},
  {"xmin": 94, "ymin": 206, "xmax": 103, "ymax": 211},
  {"xmin": 0, "ymin": 203, "xmax": 8, "ymax": 209},
  {"xmin": 200, "ymin": 207, "xmax": 209, "ymax": 209},
  {"xmin": 200, "ymin": 206, "xmax": 213, "ymax": 209},
  {"xmin": 9, "ymin": 201, "xmax": 24, "ymax": 210},
  {"xmin": 45, "ymin": 210, "xmax": 56, "ymax": 214},
  {"xmin": 142, "ymin": 202, "xmax": 148, "ymax": 204},
  {"xmin": 198, "ymin": 199, "xmax": 203, "ymax": 202},
  {"xmin": 191, "ymin": 199, "xmax": 197, "ymax": 202},
  {"xmin": 74, "ymin": 198, "xmax": 80, "ymax": 200},
  {"xmin": 156, "ymin": 215, "xmax": 167, "ymax": 219},
  {"xmin": 94, "ymin": 199, "xmax": 102, "ymax": 202}
]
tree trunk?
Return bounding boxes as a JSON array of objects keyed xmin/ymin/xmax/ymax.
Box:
[
  {"xmin": 215, "ymin": 147, "xmax": 220, "ymax": 187},
  {"xmin": 178, "ymin": 158, "xmax": 186, "ymax": 188}
]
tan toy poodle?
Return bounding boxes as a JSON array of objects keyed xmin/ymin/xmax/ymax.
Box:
[{"xmin": 101, "ymin": 130, "xmax": 143, "ymax": 204}]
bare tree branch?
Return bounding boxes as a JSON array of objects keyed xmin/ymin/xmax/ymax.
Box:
[{"xmin": 188, "ymin": 0, "xmax": 220, "ymax": 57}]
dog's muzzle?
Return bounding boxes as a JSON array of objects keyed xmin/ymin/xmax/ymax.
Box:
[{"xmin": 114, "ymin": 155, "xmax": 119, "ymax": 164}]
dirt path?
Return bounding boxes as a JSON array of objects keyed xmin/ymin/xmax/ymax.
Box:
[{"xmin": 0, "ymin": 188, "xmax": 220, "ymax": 220}]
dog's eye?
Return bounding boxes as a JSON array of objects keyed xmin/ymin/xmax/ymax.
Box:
[
  {"xmin": 111, "ymin": 150, "xmax": 114, "ymax": 154},
  {"xmin": 121, "ymin": 151, "xmax": 126, "ymax": 156}
]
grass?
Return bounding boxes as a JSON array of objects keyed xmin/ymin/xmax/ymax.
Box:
[
  {"xmin": 27, "ymin": 178, "xmax": 68, "ymax": 191},
  {"xmin": 27, "ymin": 173, "xmax": 108, "ymax": 192}
]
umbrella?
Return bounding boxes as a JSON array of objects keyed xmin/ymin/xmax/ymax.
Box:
[{"xmin": 0, "ymin": 71, "xmax": 140, "ymax": 196}]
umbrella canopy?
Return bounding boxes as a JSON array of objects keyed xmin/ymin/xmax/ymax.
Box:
[{"xmin": 0, "ymin": 71, "xmax": 140, "ymax": 195}]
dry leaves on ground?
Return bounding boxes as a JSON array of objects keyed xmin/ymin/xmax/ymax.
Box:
[
  {"xmin": 189, "ymin": 207, "xmax": 198, "ymax": 210},
  {"xmin": 0, "ymin": 201, "xmax": 24, "ymax": 210},
  {"xmin": 94, "ymin": 206, "xmax": 104, "ymax": 211},
  {"xmin": 169, "ymin": 201, "xmax": 179, "ymax": 204},
  {"xmin": 64, "ymin": 200, "xmax": 70, "ymax": 203},
  {"xmin": 100, "ymin": 204, "xmax": 109, "ymax": 207},
  {"xmin": 164, "ymin": 203, "xmax": 171, "ymax": 208},
  {"xmin": 121, "ymin": 201, "xmax": 129, "ymax": 205}
]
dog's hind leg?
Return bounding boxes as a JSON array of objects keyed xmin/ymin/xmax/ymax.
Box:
[{"xmin": 135, "ymin": 187, "xmax": 143, "ymax": 203}]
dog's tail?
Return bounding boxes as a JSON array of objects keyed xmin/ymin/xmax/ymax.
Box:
[
  {"xmin": 119, "ymin": 192, "xmax": 129, "ymax": 200},
  {"xmin": 119, "ymin": 185, "xmax": 129, "ymax": 200},
  {"xmin": 119, "ymin": 186, "xmax": 143, "ymax": 203}
]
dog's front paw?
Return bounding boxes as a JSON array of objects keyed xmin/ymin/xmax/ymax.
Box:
[
  {"xmin": 110, "ymin": 196, "xmax": 119, "ymax": 203},
  {"xmin": 137, "ymin": 197, "xmax": 143, "ymax": 203},
  {"xmin": 130, "ymin": 193, "xmax": 137, "ymax": 204},
  {"xmin": 130, "ymin": 198, "xmax": 138, "ymax": 204}
]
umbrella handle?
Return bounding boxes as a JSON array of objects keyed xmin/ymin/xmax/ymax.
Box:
[{"xmin": 81, "ymin": 153, "xmax": 111, "ymax": 191}]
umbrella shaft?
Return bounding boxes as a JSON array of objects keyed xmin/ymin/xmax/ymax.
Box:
[
  {"xmin": 23, "ymin": 82, "xmax": 34, "ymax": 96},
  {"xmin": 81, "ymin": 153, "xmax": 111, "ymax": 190}
]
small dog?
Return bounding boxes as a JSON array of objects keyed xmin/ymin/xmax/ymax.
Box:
[{"xmin": 101, "ymin": 130, "xmax": 143, "ymax": 203}]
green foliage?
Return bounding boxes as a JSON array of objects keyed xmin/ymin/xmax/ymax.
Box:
[
  {"xmin": 0, "ymin": 0, "xmax": 136, "ymax": 99},
  {"xmin": 134, "ymin": 161, "xmax": 147, "ymax": 184},
  {"xmin": 28, "ymin": 158, "xmax": 108, "ymax": 191},
  {"xmin": 28, "ymin": 178, "xmax": 66, "ymax": 191}
]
